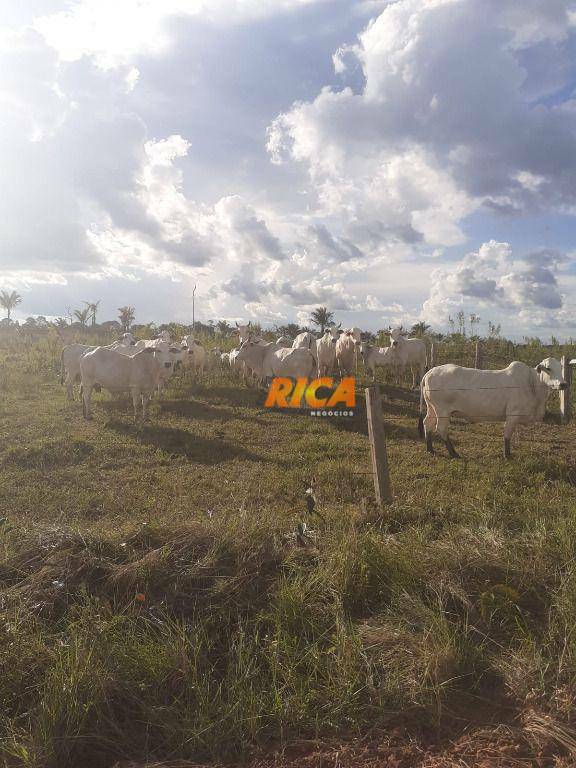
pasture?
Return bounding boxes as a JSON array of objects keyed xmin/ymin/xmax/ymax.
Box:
[{"xmin": 1, "ymin": 331, "xmax": 576, "ymax": 767}]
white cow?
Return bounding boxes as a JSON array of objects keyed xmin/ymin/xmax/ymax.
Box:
[
  {"xmin": 359, "ymin": 342, "xmax": 395, "ymax": 381},
  {"xmin": 344, "ymin": 327, "xmax": 362, "ymax": 344},
  {"xmin": 292, "ymin": 331, "xmax": 316, "ymax": 351},
  {"xmin": 235, "ymin": 323, "xmax": 254, "ymax": 344},
  {"xmin": 181, "ymin": 336, "xmax": 205, "ymax": 376},
  {"xmin": 206, "ymin": 347, "xmax": 222, "ymax": 371},
  {"xmin": 60, "ymin": 333, "xmax": 136, "ymax": 401},
  {"xmin": 80, "ymin": 346, "xmax": 176, "ymax": 420},
  {"xmin": 420, "ymin": 357, "xmax": 570, "ymax": 459},
  {"xmin": 114, "ymin": 339, "xmax": 181, "ymax": 394},
  {"xmin": 237, "ymin": 340, "xmax": 315, "ymax": 381},
  {"xmin": 389, "ymin": 328, "xmax": 427, "ymax": 388},
  {"xmin": 315, "ymin": 327, "xmax": 340, "ymax": 376},
  {"xmin": 335, "ymin": 331, "xmax": 358, "ymax": 376}
]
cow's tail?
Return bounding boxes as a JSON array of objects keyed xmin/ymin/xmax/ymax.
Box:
[{"xmin": 418, "ymin": 374, "xmax": 426, "ymax": 439}]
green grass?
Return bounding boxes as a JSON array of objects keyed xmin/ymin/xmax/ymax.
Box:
[{"xmin": 0, "ymin": 334, "xmax": 575, "ymax": 766}]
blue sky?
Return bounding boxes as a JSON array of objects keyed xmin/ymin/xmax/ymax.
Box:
[{"xmin": 1, "ymin": 0, "xmax": 576, "ymax": 339}]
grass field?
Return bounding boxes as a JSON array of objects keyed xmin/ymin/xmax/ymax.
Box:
[{"xmin": 1, "ymin": 334, "xmax": 576, "ymax": 767}]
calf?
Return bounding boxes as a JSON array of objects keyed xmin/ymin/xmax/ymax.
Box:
[
  {"xmin": 389, "ymin": 328, "xmax": 427, "ymax": 388},
  {"xmin": 181, "ymin": 336, "xmax": 206, "ymax": 376},
  {"xmin": 359, "ymin": 342, "xmax": 394, "ymax": 381}
]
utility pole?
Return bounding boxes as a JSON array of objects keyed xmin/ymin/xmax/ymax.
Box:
[{"xmin": 192, "ymin": 284, "xmax": 197, "ymax": 333}]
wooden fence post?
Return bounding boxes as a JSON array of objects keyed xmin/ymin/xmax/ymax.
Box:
[
  {"xmin": 560, "ymin": 355, "xmax": 572, "ymax": 425},
  {"xmin": 365, "ymin": 386, "xmax": 392, "ymax": 506},
  {"xmin": 475, "ymin": 341, "xmax": 482, "ymax": 369},
  {"xmin": 430, "ymin": 343, "xmax": 435, "ymax": 369}
]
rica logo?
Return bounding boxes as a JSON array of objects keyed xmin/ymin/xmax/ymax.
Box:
[{"xmin": 264, "ymin": 376, "xmax": 356, "ymax": 409}]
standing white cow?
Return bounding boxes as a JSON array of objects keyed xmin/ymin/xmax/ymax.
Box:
[
  {"xmin": 315, "ymin": 327, "xmax": 340, "ymax": 376},
  {"xmin": 235, "ymin": 323, "xmax": 255, "ymax": 343},
  {"xmin": 206, "ymin": 347, "xmax": 222, "ymax": 372},
  {"xmin": 60, "ymin": 333, "xmax": 136, "ymax": 401},
  {"xmin": 420, "ymin": 357, "xmax": 570, "ymax": 459},
  {"xmin": 389, "ymin": 328, "xmax": 427, "ymax": 388},
  {"xmin": 335, "ymin": 331, "xmax": 358, "ymax": 376},
  {"xmin": 237, "ymin": 340, "xmax": 315, "ymax": 381},
  {"xmin": 292, "ymin": 331, "xmax": 316, "ymax": 351},
  {"xmin": 113, "ymin": 339, "xmax": 181, "ymax": 395},
  {"xmin": 80, "ymin": 346, "xmax": 176, "ymax": 420},
  {"xmin": 181, "ymin": 336, "xmax": 206, "ymax": 376},
  {"xmin": 359, "ymin": 342, "xmax": 395, "ymax": 380}
]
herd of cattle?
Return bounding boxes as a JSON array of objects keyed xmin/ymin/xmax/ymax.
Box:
[{"xmin": 59, "ymin": 321, "xmax": 574, "ymax": 458}]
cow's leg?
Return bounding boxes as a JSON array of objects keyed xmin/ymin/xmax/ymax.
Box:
[
  {"xmin": 131, "ymin": 389, "xmax": 140, "ymax": 421},
  {"xmin": 66, "ymin": 376, "xmax": 74, "ymax": 401},
  {"xmin": 141, "ymin": 392, "xmax": 150, "ymax": 421},
  {"xmin": 423, "ymin": 411, "xmax": 436, "ymax": 453},
  {"xmin": 436, "ymin": 414, "xmax": 460, "ymax": 458},
  {"xmin": 503, "ymin": 417, "xmax": 520, "ymax": 459},
  {"xmin": 82, "ymin": 384, "xmax": 93, "ymax": 420}
]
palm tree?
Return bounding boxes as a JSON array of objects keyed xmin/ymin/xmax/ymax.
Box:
[
  {"xmin": 0, "ymin": 290, "xmax": 22, "ymax": 323},
  {"xmin": 118, "ymin": 306, "xmax": 135, "ymax": 332},
  {"xmin": 310, "ymin": 306, "xmax": 334, "ymax": 335},
  {"xmin": 410, "ymin": 321, "xmax": 431, "ymax": 337},
  {"xmin": 73, "ymin": 307, "xmax": 91, "ymax": 327},
  {"xmin": 84, "ymin": 301, "xmax": 100, "ymax": 326},
  {"xmin": 216, "ymin": 320, "xmax": 232, "ymax": 336},
  {"xmin": 275, "ymin": 323, "xmax": 301, "ymax": 337}
]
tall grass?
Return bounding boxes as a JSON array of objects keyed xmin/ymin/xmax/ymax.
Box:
[{"xmin": 0, "ymin": 333, "xmax": 575, "ymax": 766}]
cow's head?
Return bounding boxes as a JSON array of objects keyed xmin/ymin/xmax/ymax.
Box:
[
  {"xmin": 235, "ymin": 322, "xmax": 252, "ymax": 343},
  {"xmin": 326, "ymin": 326, "xmax": 340, "ymax": 343},
  {"xmin": 389, "ymin": 327, "xmax": 405, "ymax": 347},
  {"xmin": 536, "ymin": 357, "xmax": 567, "ymax": 390},
  {"xmin": 358, "ymin": 341, "xmax": 371, "ymax": 359}
]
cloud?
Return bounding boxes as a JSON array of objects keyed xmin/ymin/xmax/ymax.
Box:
[
  {"xmin": 215, "ymin": 197, "xmax": 286, "ymax": 263},
  {"xmin": 33, "ymin": 0, "xmax": 337, "ymax": 67},
  {"xmin": 1, "ymin": 0, "xmax": 576, "ymax": 339},
  {"xmin": 422, "ymin": 239, "xmax": 567, "ymax": 325},
  {"xmin": 267, "ymin": 0, "xmax": 576, "ymax": 249}
]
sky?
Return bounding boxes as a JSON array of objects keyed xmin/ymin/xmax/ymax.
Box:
[{"xmin": 1, "ymin": 0, "xmax": 576, "ymax": 338}]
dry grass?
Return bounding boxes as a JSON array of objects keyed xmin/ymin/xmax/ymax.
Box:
[{"xmin": 0, "ymin": 333, "xmax": 575, "ymax": 766}]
